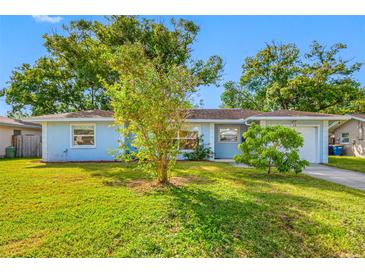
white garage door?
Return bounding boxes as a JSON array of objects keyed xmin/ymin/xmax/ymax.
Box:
[{"xmin": 295, "ymin": 127, "xmax": 318, "ymax": 163}]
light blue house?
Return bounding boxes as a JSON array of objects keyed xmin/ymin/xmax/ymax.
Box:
[{"xmin": 28, "ymin": 109, "xmax": 347, "ymax": 163}]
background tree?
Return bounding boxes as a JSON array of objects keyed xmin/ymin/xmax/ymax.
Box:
[
  {"xmin": 1, "ymin": 16, "xmax": 222, "ymax": 117},
  {"xmin": 106, "ymin": 44, "xmax": 199, "ymax": 185},
  {"xmin": 234, "ymin": 124, "xmax": 309, "ymax": 174},
  {"xmin": 221, "ymin": 41, "xmax": 364, "ymax": 114}
]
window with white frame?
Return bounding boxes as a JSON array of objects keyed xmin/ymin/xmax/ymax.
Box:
[
  {"xmin": 218, "ymin": 126, "xmax": 239, "ymax": 143},
  {"xmin": 340, "ymin": 132, "xmax": 350, "ymax": 144},
  {"xmin": 71, "ymin": 124, "xmax": 96, "ymax": 147},
  {"xmin": 176, "ymin": 126, "xmax": 199, "ymax": 150}
]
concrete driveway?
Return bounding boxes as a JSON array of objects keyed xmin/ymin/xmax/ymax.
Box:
[{"xmin": 303, "ymin": 164, "xmax": 365, "ymax": 191}]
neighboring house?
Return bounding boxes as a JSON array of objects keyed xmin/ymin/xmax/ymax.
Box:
[
  {"xmin": 27, "ymin": 109, "xmax": 346, "ymax": 163},
  {"xmin": 329, "ymin": 114, "xmax": 365, "ymax": 157},
  {"xmin": 0, "ymin": 116, "xmax": 42, "ymax": 157}
]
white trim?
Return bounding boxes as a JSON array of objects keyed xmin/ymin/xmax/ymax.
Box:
[
  {"xmin": 209, "ymin": 123, "xmax": 215, "ymax": 159},
  {"xmin": 185, "ymin": 119, "xmax": 245, "ymax": 124},
  {"xmin": 322, "ymin": 121, "xmax": 329, "ymax": 163},
  {"xmin": 42, "ymin": 122, "xmax": 48, "ymax": 162},
  {"xmin": 247, "ymin": 116, "xmax": 349, "ymax": 121},
  {"xmin": 29, "ymin": 117, "xmax": 227, "ymax": 123},
  {"xmin": 350, "ymin": 115, "xmax": 365, "ymax": 123},
  {"xmin": 27, "ymin": 117, "xmax": 114, "ymax": 122},
  {"xmin": 69, "ymin": 123, "xmax": 97, "ymax": 149},
  {"xmin": 27, "ymin": 115, "xmax": 350, "ymax": 123}
]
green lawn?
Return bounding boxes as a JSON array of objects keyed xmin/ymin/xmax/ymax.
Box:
[
  {"xmin": 1, "ymin": 159, "xmax": 365, "ymax": 258},
  {"xmin": 328, "ymin": 156, "xmax": 365, "ymax": 173}
]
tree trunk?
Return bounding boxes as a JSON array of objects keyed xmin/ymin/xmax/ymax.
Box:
[
  {"xmin": 157, "ymin": 156, "xmax": 170, "ymax": 185},
  {"xmin": 158, "ymin": 168, "xmax": 169, "ymax": 185},
  {"xmin": 267, "ymin": 163, "xmax": 271, "ymax": 174}
]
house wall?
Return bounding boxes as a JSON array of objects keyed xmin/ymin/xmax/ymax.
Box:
[
  {"xmin": 41, "ymin": 119, "xmax": 331, "ymax": 163},
  {"xmin": 120, "ymin": 121, "xmax": 246, "ymax": 160},
  {"xmin": 214, "ymin": 124, "xmax": 247, "ymax": 159},
  {"xmin": 177, "ymin": 122, "xmax": 247, "ymax": 160},
  {"xmin": 43, "ymin": 121, "xmax": 214, "ymax": 162},
  {"xmin": 177, "ymin": 122, "xmax": 213, "ymax": 160},
  {"xmin": 0, "ymin": 125, "xmax": 41, "ymax": 157},
  {"xmin": 260, "ymin": 120, "xmax": 328, "ymax": 163},
  {"xmin": 43, "ymin": 121, "xmax": 120, "ymax": 162},
  {"xmin": 332, "ymin": 120, "xmax": 365, "ymax": 157}
]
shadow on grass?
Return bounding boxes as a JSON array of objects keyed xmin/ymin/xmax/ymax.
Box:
[
  {"xmin": 18, "ymin": 160, "xmax": 365, "ymax": 257},
  {"xmin": 160, "ymin": 186, "xmax": 342, "ymax": 257},
  {"xmin": 27, "ymin": 160, "xmax": 365, "ymax": 197}
]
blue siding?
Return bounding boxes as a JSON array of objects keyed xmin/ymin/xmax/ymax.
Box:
[
  {"xmin": 44, "ymin": 119, "xmax": 329, "ymax": 163},
  {"xmin": 200, "ymin": 123, "xmax": 211, "ymax": 147},
  {"xmin": 214, "ymin": 124, "xmax": 247, "ymax": 159},
  {"xmin": 46, "ymin": 122, "xmax": 120, "ymax": 162}
]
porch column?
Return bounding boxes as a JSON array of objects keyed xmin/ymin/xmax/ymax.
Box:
[
  {"xmin": 41, "ymin": 122, "xmax": 48, "ymax": 162},
  {"xmin": 209, "ymin": 123, "xmax": 215, "ymax": 160},
  {"xmin": 322, "ymin": 120, "xmax": 329, "ymax": 163}
]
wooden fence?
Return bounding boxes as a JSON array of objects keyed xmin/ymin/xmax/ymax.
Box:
[{"xmin": 12, "ymin": 135, "xmax": 42, "ymax": 158}]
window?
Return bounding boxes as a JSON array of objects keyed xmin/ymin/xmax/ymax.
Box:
[
  {"xmin": 176, "ymin": 126, "xmax": 199, "ymax": 150},
  {"xmin": 358, "ymin": 122, "xmax": 364, "ymax": 140},
  {"xmin": 178, "ymin": 130, "xmax": 198, "ymax": 150},
  {"xmin": 71, "ymin": 124, "xmax": 96, "ymax": 148},
  {"xmin": 13, "ymin": 129, "xmax": 21, "ymax": 136},
  {"xmin": 340, "ymin": 132, "xmax": 350, "ymax": 144},
  {"xmin": 218, "ymin": 126, "xmax": 239, "ymax": 143}
]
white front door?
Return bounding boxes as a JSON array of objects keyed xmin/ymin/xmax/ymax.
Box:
[{"xmin": 295, "ymin": 127, "xmax": 318, "ymax": 163}]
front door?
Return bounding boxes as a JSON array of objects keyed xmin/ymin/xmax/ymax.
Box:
[{"xmin": 214, "ymin": 124, "xmax": 243, "ymax": 159}]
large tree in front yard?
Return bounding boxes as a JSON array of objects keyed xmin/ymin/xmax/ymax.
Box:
[
  {"xmin": 106, "ymin": 44, "xmax": 199, "ymax": 185},
  {"xmin": 221, "ymin": 41, "xmax": 365, "ymax": 114},
  {"xmin": 1, "ymin": 16, "xmax": 222, "ymax": 117}
]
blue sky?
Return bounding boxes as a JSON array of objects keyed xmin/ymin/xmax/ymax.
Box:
[{"xmin": 1, "ymin": 16, "xmax": 365, "ymax": 116}]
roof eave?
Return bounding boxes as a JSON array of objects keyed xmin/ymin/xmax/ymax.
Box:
[
  {"xmin": 246, "ymin": 116, "xmax": 350, "ymax": 121},
  {"xmin": 0, "ymin": 122, "xmax": 41, "ymax": 129},
  {"xmin": 185, "ymin": 119, "xmax": 245, "ymax": 123},
  {"xmin": 350, "ymin": 116, "xmax": 365, "ymax": 123},
  {"xmin": 26, "ymin": 117, "xmax": 115, "ymax": 122}
]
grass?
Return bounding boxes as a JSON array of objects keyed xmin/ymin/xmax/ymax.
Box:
[
  {"xmin": 327, "ymin": 156, "xmax": 365, "ymax": 173},
  {"xmin": 1, "ymin": 159, "xmax": 365, "ymax": 258}
]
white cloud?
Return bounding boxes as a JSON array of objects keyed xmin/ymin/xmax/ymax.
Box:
[{"xmin": 32, "ymin": 15, "xmax": 63, "ymax": 24}]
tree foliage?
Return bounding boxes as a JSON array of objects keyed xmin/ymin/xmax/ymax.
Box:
[
  {"xmin": 234, "ymin": 124, "xmax": 309, "ymax": 174},
  {"xmin": 107, "ymin": 44, "xmax": 199, "ymax": 184},
  {"xmin": 1, "ymin": 16, "xmax": 222, "ymax": 116},
  {"xmin": 221, "ymin": 41, "xmax": 364, "ymax": 114}
]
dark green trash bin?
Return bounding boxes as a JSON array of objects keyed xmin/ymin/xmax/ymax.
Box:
[{"xmin": 5, "ymin": 146, "xmax": 16, "ymax": 158}]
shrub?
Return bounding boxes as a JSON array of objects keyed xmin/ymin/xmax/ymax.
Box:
[
  {"xmin": 183, "ymin": 135, "xmax": 213, "ymax": 160},
  {"xmin": 234, "ymin": 124, "xmax": 309, "ymax": 174}
]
